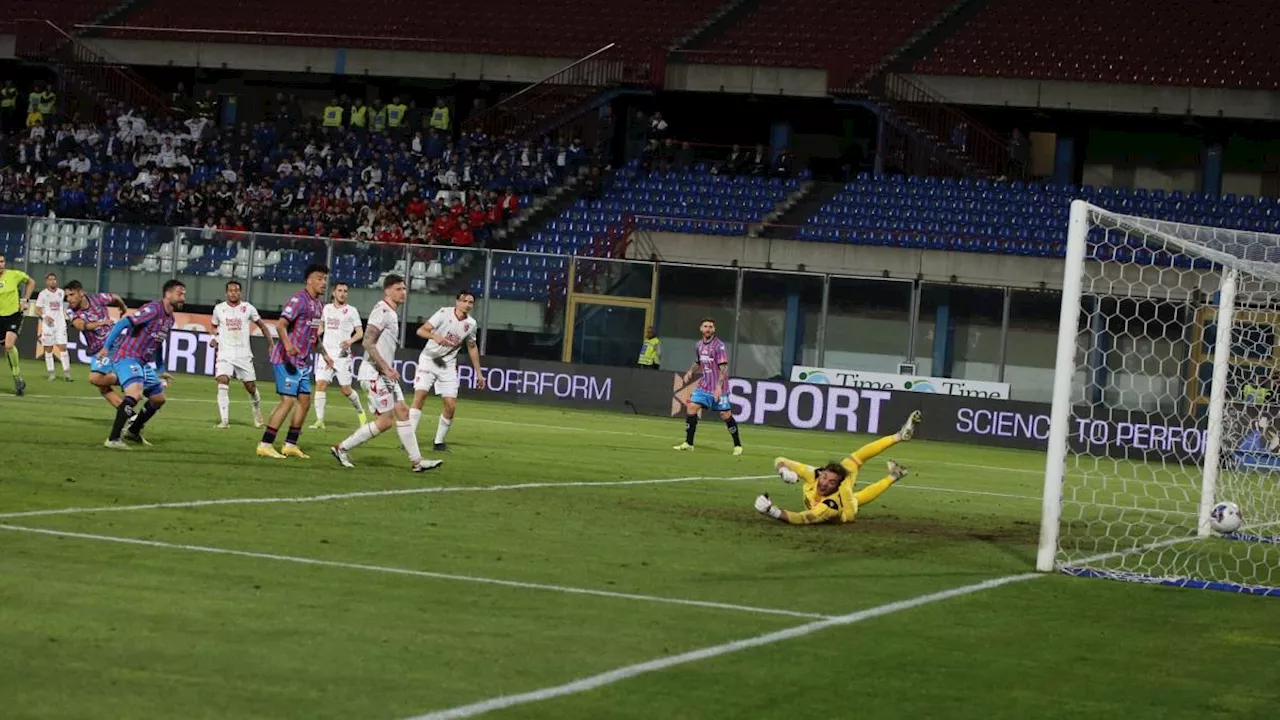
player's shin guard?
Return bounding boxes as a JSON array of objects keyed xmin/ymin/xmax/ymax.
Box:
[
  {"xmin": 851, "ymin": 435, "xmax": 898, "ymax": 466},
  {"xmin": 131, "ymin": 400, "xmax": 161, "ymax": 434},
  {"xmin": 347, "ymin": 391, "xmax": 366, "ymax": 416},
  {"xmin": 314, "ymin": 391, "xmax": 327, "ymax": 422},
  {"xmin": 284, "ymin": 426, "xmax": 302, "ymax": 447},
  {"xmin": 217, "ymin": 383, "xmax": 231, "ymax": 423},
  {"xmin": 6, "ymin": 346, "xmax": 21, "ymax": 377},
  {"xmin": 45, "ymin": 352, "xmax": 55, "ymax": 375},
  {"xmin": 396, "ymin": 420, "xmax": 422, "ymax": 462},
  {"xmin": 260, "ymin": 426, "xmax": 279, "ymax": 446},
  {"xmin": 109, "ymin": 396, "xmax": 138, "ymax": 441},
  {"xmin": 339, "ymin": 421, "xmax": 382, "ymax": 450},
  {"xmin": 408, "ymin": 407, "xmax": 422, "ymax": 433},
  {"xmin": 724, "ymin": 417, "xmax": 741, "ymax": 447},
  {"xmin": 685, "ymin": 414, "xmax": 698, "ymax": 445},
  {"xmin": 250, "ymin": 388, "xmax": 262, "ymax": 413},
  {"xmin": 434, "ymin": 415, "xmax": 452, "ymax": 445},
  {"xmin": 59, "ymin": 351, "xmax": 70, "ymax": 374}
]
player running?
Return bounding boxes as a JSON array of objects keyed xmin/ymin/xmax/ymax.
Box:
[
  {"xmin": 673, "ymin": 317, "xmax": 743, "ymax": 455},
  {"xmin": 754, "ymin": 411, "xmax": 921, "ymax": 524},
  {"xmin": 409, "ymin": 290, "xmax": 485, "ymax": 451},
  {"xmin": 330, "ymin": 274, "xmax": 443, "ymax": 472},
  {"xmin": 99, "ymin": 280, "xmax": 185, "ymax": 449},
  {"xmin": 311, "ymin": 281, "xmax": 368, "ymax": 429},
  {"xmin": 34, "ymin": 273, "xmax": 73, "ymax": 382},
  {"xmin": 210, "ymin": 280, "xmax": 274, "ymax": 429},
  {"xmin": 65, "ymin": 280, "xmax": 128, "ymax": 408},
  {"xmin": 257, "ymin": 264, "xmax": 333, "ymax": 459},
  {"xmin": 0, "ymin": 253, "xmax": 36, "ymax": 396}
]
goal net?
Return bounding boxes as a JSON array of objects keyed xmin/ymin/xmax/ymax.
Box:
[{"xmin": 1037, "ymin": 200, "xmax": 1280, "ymax": 596}]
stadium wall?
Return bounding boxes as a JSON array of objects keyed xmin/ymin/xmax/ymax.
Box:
[
  {"xmin": 26, "ymin": 323, "xmax": 1201, "ymax": 460},
  {"xmin": 908, "ymin": 74, "xmax": 1280, "ymax": 122}
]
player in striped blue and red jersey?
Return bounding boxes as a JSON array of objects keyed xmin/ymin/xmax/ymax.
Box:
[
  {"xmin": 99, "ymin": 279, "xmax": 185, "ymax": 449},
  {"xmin": 65, "ymin": 280, "xmax": 128, "ymax": 408},
  {"xmin": 257, "ymin": 263, "xmax": 335, "ymax": 459},
  {"xmin": 674, "ymin": 317, "xmax": 743, "ymax": 455}
]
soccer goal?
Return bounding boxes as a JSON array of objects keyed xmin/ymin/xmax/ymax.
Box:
[{"xmin": 1037, "ymin": 199, "xmax": 1280, "ymax": 596}]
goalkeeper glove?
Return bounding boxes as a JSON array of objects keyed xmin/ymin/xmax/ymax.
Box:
[
  {"xmin": 778, "ymin": 467, "xmax": 799, "ymax": 484},
  {"xmin": 754, "ymin": 494, "xmax": 783, "ymax": 520}
]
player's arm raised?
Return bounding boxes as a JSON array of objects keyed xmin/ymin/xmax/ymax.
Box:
[
  {"xmin": 774, "ymin": 457, "xmax": 812, "ymax": 485},
  {"xmin": 754, "ymin": 493, "xmax": 836, "ymax": 525},
  {"xmin": 466, "ymin": 337, "xmax": 486, "ymax": 391},
  {"xmin": 363, "ymin": 323, "xmax": 398, "ymax": 382}
]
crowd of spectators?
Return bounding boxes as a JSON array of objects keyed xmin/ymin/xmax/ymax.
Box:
[{"xmin": 0, "ymin": 82, "xmax": 595, "ymax": 248}]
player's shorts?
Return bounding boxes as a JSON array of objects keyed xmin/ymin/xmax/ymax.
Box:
[
  {"xmin": 413, "ymin": 357, "xmax": 459, "ymax": 398},
  {"xmin": 40, "ymin": 321, "xmax": 67, "ymax": 346},
  {"xmin": 366, "ymin": 375, "xmax": 405, "ymax": 415},
  {"xmin": 0, "ymin": 312, "xmax": 22, "ymax": 337},
  {"xmin": 115, "ymin": 357, "xmax": 164, "ymax": 396},
  {"xmin": 272, "ymin": 361, "xmax": 313, "ymax": 397},
  {"xmin": 215, "ymin": 356, "xmax": 257, "ymax": 382},
  {"xmin": 314, "ymin": 353, "xmax": 353, "ymax": 386},
  {"xmin": 689, "ymin": 388, "xmax": 733, "ymax": 412},
  {"xmin": 89, "ymin": 355, "xmax": 116, "ymax": 376}
]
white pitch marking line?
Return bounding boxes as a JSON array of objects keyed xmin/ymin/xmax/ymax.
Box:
[
  {"xmin": 0, "ymin": 523, "xmax": 832, "ymax": 621},
  {"xmin": 0, "ymin": 475, "xmax": 775, "ymax": 519},
  {"xmin": 402, "ymin": 572, "xmax": 1043, "ymax": 720}
]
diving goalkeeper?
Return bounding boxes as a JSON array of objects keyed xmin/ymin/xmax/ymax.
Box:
[{"xmin": 754, "ymin": 411, "xmax": 921, "ymax": 524}]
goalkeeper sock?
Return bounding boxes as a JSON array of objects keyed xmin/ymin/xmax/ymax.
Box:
[
  {"xmin": 59, "ymin": 351, "xmax": 70, "ymax": 374},
  {"xmin": 434, "ymin": 415, "xmax": 452, "ymax": 445},
  {"xmin": 315, "ymin": 391, "xmax": 327, "ymax": 422},
  {"xmin": 724, "ymin": 417, "xmax": 741, "ymax": 447},
  {"xmin": 6, "ymin": 346, "xmax": 21, "ymax": 378},
  {"xmin": 851, "ymin": 435, "xmax": 898, "ymax": 466},
  {"xmin": 346, "ymin": 390, "xmax": 366, "ymax": 416},
  {"xmin": 684, "ymin": 414, "xmax": 698, "ymax": 445},
  {"xmin": 853, "ymin": 475, "xmax": 898, "ymax": 508},
  {"xmin": 45, "ymin": 351, "xmax": 55, "ymax": 375},
  {"xmin": 217, "ymin": 383, "xmax": 231, "ymax": 423}
]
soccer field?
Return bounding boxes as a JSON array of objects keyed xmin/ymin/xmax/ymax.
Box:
[{"xmin": 2, "ymin": 360, "xmax": 1277, "ymax": 720}]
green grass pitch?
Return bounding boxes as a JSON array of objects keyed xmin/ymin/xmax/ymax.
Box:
[{"xmin": 1, "ymin": 359, "xmax": 1278, "ymax": 719}]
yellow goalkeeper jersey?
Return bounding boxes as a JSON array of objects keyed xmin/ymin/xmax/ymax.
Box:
[{"xmin": 775, "ymin": 457, "xmax": 859, "ymax": 524}]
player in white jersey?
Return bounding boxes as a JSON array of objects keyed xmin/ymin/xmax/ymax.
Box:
[
  {"xmin": 209, "ymin": 280, "xmax": 274, "ymax": 428},
  {"xmin": 34, "ymin": 273, "xmax": 72, "ymax": 382},
  {"xmin": 330, "ymin": 274, "xmax": 442, "ymax": 472},
  {"xmin": 410, "ymin": 290, "xmax": 486, "ymax": 451},
  {"xmin": 311, "ymin": 282, "xmax": 368, "ymax": 429}
]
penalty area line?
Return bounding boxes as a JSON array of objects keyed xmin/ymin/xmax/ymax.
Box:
[
  {"xmin": 402, "ymin": 572, "xmax": 1043, "ymax": 720},
  {"xmin": 0, "ymin": 523, "xmax": 831, "ymax": 621},
  {"xmin": 0, "ymin": 475, "xmax": 775, "ymax": 519}
]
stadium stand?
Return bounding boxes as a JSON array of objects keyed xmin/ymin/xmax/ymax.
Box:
[
  {"xmin": 484, "ymin": 161, "xmax": 806, "ymax": 300},
  {"xmin": 801, "ymin": 173, "xmax": 1278, "ymax": 264},
  {"xmin": 916, "ymin": 0, "xmax": 1280, "ymax": 90},
  {"xmin": 100, "ymin": 0, "xmax": 724, "ymax": 59},
  {"xmin": 683, "ymin": 0, "xmax": 952, "ymax": 82}
]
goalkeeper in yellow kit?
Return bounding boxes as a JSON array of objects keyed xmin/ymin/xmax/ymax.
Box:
[{"xmin": 754, "ymin": 411, "xmax": 920, "ymax": 524}]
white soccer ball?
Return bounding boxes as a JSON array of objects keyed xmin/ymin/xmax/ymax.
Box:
[{"xmin": 1209, "ymin": 501, "xmax": 1243, "ymax": 534}]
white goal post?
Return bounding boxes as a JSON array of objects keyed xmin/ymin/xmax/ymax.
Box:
[{"xmin": 1038, "ymin": 199, "xmax": 1280, "ymax": 596}]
